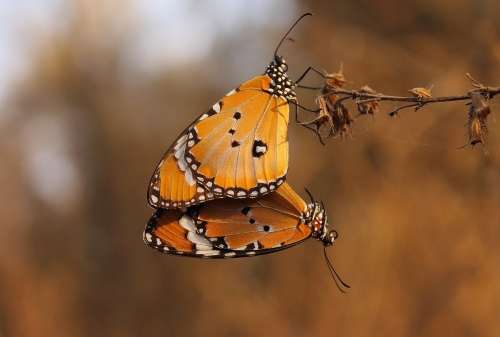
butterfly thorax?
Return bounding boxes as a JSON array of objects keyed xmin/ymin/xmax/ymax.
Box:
[
  {"xmin": 305, "ymin": 202, "xmax": 335, "ymax": 247},
  {"xmin": 264, "ymin": 55, "xmax": 297, "ymax": 102}
]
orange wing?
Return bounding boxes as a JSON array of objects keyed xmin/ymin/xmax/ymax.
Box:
[
  {"xmin": 143, "ymin": 209, "xmax": 229, "ymax": 257},
  {"xmin": 192, "ymin": 182, "xmax": 312, "ymax": 252},
  {"xmin": 148, "ymin": 57, "xmax": 296, "ymax": 209},
  {"xmin": 143, "ymin": 183, "xmax": 327, "ymax": 258}
]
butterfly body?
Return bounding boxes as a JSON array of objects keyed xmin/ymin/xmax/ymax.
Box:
[
  {"xmin": 148, "ymin": 56, "xmax": 298, "ymax": 209},
  {"xmin": 144, "ymin": 182, "xmax": 335, "ymax": 258}
]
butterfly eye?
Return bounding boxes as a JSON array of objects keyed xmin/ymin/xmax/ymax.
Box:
[{"xmin": 274, "ymin": 55, "xmax": 284, "ymax": 66}]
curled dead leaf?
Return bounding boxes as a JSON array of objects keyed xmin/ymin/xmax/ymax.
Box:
[
  {"xmin": 409, "ymin": 86, "xmax": 433, "ymax": 98},
  {"xmin": 357, "ymin": 86, "xmax": 380, "ymax": 118},
  {"xmin": 460, "ymin": 92, "xmax": 491, "ymax": 152}
]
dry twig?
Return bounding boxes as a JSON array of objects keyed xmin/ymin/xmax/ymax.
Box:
[{"xmin": 297, "ymin": 70, "xmax": 499, "ymax": 150}]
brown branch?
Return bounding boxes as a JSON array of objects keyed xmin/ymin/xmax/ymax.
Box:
[
  {"xmin": 326, "ymin": 87, "xmax": 500, "ymax": 106},
  {"xmin": 298, "ymin": 71, "xmax": 499, "ymax": 151}
]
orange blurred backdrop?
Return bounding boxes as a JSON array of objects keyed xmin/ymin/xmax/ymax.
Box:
[{"xmin": 1, "ymin": 1, "xmax": 499, "ymax": 336}]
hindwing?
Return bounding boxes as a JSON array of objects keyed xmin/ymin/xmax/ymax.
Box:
[{"xmin": 144, "ymin": 183, "xmax": 316, "ymax": 258}]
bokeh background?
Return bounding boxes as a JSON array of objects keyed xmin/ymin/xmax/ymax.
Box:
[{"xmin": 1, "ymin": 1, "xmax": 500, "ymax": 336}]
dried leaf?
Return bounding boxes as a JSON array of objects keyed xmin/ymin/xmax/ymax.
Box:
[
  {"xmin": 299, "ymin": 96, "xmax": 335, "ymax": 144},
  {"xmin": 470, "ymin": 91, "xmax": 491, "ymax": 119},
  {"xmin": 322, "ymin": 64, "xmax": 346, "ymax": 89},
  {"xmin": 409, "ymin": 86, "xmax": 433, "ymax": 98},
  {"xmin": 300, "ymin": 65, "xmax": 355, "ymax": 143},
  {"xmin": 325, "ymin": 103, "xmax": 355, "ymax": 141},
  {"xmin": 320, "ymin": 66, "xmax": 345, "ymax": 107},
  {"xmin": 461, "ymin": 92, "xmax": 491, "ymax": 151},
  {"xmin": 468, "ymin": 115, "xmax": 485, "ymax": 146},
  {"xmin": 357, "ymin": 86, "xmax": 380, "ymax": 118}
]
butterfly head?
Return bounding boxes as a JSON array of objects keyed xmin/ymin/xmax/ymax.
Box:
[{"xmin": 273, "ymin": 55, "xmax": 288, "ymax": 71}]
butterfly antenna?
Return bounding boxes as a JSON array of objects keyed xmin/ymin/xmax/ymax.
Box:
[
  {"xmin": 324, "ymin": 247, "xmax": 350, "ymax": 293},
  {"xmin": 304, "ymin": 187, "xmax": 315, "ymax": 204},
  {"xmin": 274, "ymin": 13, "xmax": 313, "ymax": 56}
]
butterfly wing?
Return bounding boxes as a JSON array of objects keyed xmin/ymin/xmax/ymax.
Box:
[
  {"xmin": 148, "ymin": 75, "xmax": 289, "ymax": 209},
  {"xmin": 143, "ymin": 183, "xmax": 314, "ymax": 258},
  {"xmin": 186, "ymin": 76, "xmax": 289, "ymax": 197},
  {"xmin": 191, "ymin": 182, "xmax": 312, "ymax": 253},
  {"xmin": 144, "ymin": 208, "xmax": 239, "ymax": 258},
  {"xmin": 148, "ymin": 129, "xmax": 213, "ymax": 209}
]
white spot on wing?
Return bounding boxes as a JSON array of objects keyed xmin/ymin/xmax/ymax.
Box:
[
  {"xmin": 180, "ymin": 157, "xmax": 196, "ymax": 186},
  {"xmin": 212, "ymin": 102, "xmax": 221, "ymax": 113},
  {"xmin": 177, "ymin": 153, "xmax": 188, "ymax": 170},
  {"xmin": 179, "ymin": 215, "xmax": 197, "ymax": 232},
  {"xmin": 145, "ymin": 233, "xmax": 153, "ymax": 242},
  {"xmin": 226, "ymin": 89, "xmax": 237, "ymax": 97},
  {"xmin": 187, "ymin": 232, "xmax": 212, "ymax": 246},
  {"xmin": 173, "ymin": 135, "xmax": 188, "ymax": 151},
  {"xmin": 150, "ymin": 195, "xmax": 158, "ymax": 204},
  {"xmin": 196, "ymin": 250, "xmax": 221, "ymax": 256},
  {"xmin": 174, "ymin": 142, "xmax": 185, "ymax": 160},
  {"xmin": 255, "ymin": 146, "xmax": 266, "ymax": 154}
]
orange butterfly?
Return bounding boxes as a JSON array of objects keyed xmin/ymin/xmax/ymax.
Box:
[
  {"xmin": 148, "ymin": 14, "xmax": 313, "ymax": 209},
  {"xmin": 143, "ymin": 182, "xmax": 337, "ymax": 258}
]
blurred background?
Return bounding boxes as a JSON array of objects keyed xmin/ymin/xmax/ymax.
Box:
[{"xmin": 1, "ymin": 0, "xmax": 499, "ymax": 336}]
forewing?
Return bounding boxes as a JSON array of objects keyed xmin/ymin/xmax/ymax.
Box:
[
  {"xmin": 185, "ymin": 75, "xmax": 289, "ymax": 199},
  {"xmin": 148, "ymin": 75, "xmax": 289, "ymax": 208}
]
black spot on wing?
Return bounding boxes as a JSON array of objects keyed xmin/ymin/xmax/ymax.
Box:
[
  {"xmin": 241, "ymin": 207, "xmax": 251, "ymax": 215},
  {"xmin": 252, "ymin": 140, "xmax": 268, "ymax": 158},
  {"xmin": 233, "ymin": 111, "xmax": 241, "ymax": 120},
  {"xmin": 231, "ymin": 140, "xmax": 240, "ymax": 147}
]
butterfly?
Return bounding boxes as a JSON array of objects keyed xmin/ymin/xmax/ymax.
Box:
[
  {"xmin": 147, "ymin": 13, "xmax": 313, "ymax": 209},
  {"xmin": 143, "ymin": 182, "xmax": 337, "ymax": 258}
]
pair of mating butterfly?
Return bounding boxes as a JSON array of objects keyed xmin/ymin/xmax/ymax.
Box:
[{"xmin": 143, "ymin": 13, "xmax": 348, "ymax": 289}]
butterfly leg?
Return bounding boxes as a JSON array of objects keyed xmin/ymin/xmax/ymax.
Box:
[
  {"xmin": 290, "ymin": 101, "xmax": 320, "ymax": 113},
  {"xmin": 295, "ymin": 66, "xmax": 324, "ymax": 85}
]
